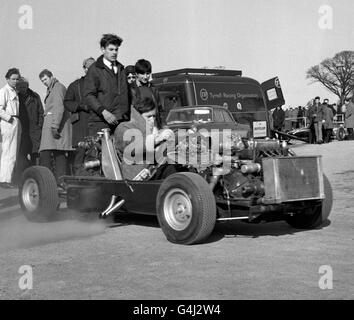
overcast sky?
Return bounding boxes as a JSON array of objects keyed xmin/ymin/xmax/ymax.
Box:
[{"xmin": 1, "ymin": 0, "xmax": 353, "ymax": 107}]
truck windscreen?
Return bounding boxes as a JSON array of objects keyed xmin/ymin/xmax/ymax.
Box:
[{"xmin": 194, "ymin": 82, "xmax": 267, "ymax": 131}]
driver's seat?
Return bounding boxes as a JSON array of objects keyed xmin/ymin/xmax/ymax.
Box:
[{"xmin": 101, "ymin": 129, "xmax": 124, "ymax": 180}]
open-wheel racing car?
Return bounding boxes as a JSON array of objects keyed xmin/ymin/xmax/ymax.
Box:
[
  {"xmin": 19, "ymin": 120, "xmax": 332, "ymax": 245},
  {"xmin": 286, "ymin": 113, "xmax": 348, "ymax": 144}
]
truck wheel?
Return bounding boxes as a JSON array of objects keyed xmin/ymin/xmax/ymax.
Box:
[
  {"xmin": 156, "ymin": 172, "xmax": 216, "ymax": 244},
  {"xmin": 336, "ymin": 127, "xmax": 345, "ymax": 141},
  {"xmin": 286, "ymin": 175, "xmax": 332, "ymax": 229},
  {"xmin": 19, "ymin": 166, "xmax": 60, "ymax": 222}
]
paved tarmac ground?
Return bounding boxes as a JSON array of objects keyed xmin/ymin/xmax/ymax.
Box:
[{"xmin": 0, "ymin": 141, "xmax": 353, "ymax": 300}]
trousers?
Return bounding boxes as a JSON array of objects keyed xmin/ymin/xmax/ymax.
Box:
[
  {"xmin": 0, "ymin": 118, "xmax": 21, "ymax": 183},
  {"xmin": 313, "ymin": 122, "xmax": 323, "ymax": 142},
  {"xmin": 39, "ymin": 150, "xmax": 67, "ymax": 182}
]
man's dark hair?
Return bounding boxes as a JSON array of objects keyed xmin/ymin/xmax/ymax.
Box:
[
  {"xmin": 135, "ymin": 97, "xmax": 156, "ymax": 114},
  {"xmin": 100, "ymin": 34, "xmax": 123, "ymax": 48},
  {"xmin": 315, "ymin": 96, "xmax": 320, "ymax": 100},
  {"xmin": 39, "ymin": 69, "xmax": 53, "ymax": 79},
  {"xmin": 5, "ymin": 68, "xmax": 20, "ymax": 79},
  {"xmin": 135, "ymin": 59, "xmax": 152, "ymax": 74}
]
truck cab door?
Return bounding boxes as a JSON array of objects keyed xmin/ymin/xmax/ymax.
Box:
[{"xmin": 261, "ymin": 77, "xmax": 285, "ymax": 110}]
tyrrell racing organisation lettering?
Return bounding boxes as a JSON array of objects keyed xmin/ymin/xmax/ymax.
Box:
[{"xmin": 132, "ymin": 304, "xmax": 221, "ymax": 317}]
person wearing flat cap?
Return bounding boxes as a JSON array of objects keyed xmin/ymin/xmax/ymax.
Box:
[
  {"xmin": 125, "ymin": 65, "xmax": 136, "ymax": 85},
  {"xmin": 64, "ymin": 57, "xmax": 95, "ymax": 174}
]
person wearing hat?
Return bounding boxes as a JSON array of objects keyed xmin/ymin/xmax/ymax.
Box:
[
  {"xmin": 64, "ymin": 57, "xmax": 95, "ymax": 174},
  {"xmin": 125, "ymin": 65, "xmax": 136, "ymax": 85}
]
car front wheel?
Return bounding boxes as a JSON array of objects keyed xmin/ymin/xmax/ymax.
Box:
[{"xmin": 156, "ymin": 172, "xmax": 216, "ymax": 245}]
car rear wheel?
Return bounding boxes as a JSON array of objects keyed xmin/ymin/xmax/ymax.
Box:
[
  {"xmin": 156, "ymin": 172, "xmax": 216, "ymax": 244},
  {"xmin": 286, "ymin": 175, "xmax": 332, "ymax": 229},
  {"xmin": 19, "ymin": 166, "xmax": 60, "ymax": 222}
]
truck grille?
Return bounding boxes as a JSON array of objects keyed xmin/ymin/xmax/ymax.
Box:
[{"xmin": 262, "ymin": 156, "xmax": 324, "ymax": 204}]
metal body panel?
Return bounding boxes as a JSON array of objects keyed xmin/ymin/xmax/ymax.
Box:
[
  {"xmin": 64, "ymin": 176, "xmax": 162, "ymax": 215},
  {"xmin": 262, "ymin": 156, "xmax": 324, "ymax": 204}
]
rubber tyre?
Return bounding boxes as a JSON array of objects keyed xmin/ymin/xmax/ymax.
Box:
[
  {"xmin": 286, "ymin": 175, "xmax": 332, "ymax": 229},
  {"xmin": 19, "ymin": 166, "xmax": 60, "ymax": 222},
  {"xmin": 156, "ymin": 172, "xmax": 216, "ymax": 245},
  {"xmin": 336, "ymin": 127, "xmax": 345, "ymax": 141}
]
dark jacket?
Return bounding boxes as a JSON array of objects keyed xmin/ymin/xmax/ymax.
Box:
[
  {"xmin": 329, "ymin": 104, "xmax": 337, "ymax": 117},
  {"xmin": 130, "ymin": 80, "xmax": 164, "ymax": 127},
  {"xmin": 272, "ymin": 107, "xmax": 285, "ymax": 128},
  {"xmin": 297, "ymin": 107, "xmax": 304, "ymax": 118},
  {"xmin": 308, "ymin": 102, "xmax": 324, "ymax": 124},
  {"xmin": 19, "ymin": 88, "xmax": 44, "ymax": 154},
  {"xmin": 83, "ymin": 55, "xmax": 129, "ymax": 126},
  {"xmin": 64, "ymin": 77, "xmax": 90, "ymax": 146},
  {"xmin": 322, "ymin": 104, "xmax": 334, "ymax": 129}
]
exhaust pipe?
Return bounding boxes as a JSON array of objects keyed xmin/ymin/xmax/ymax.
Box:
[{"xmin": 100, "ymin": 195, "xmax": 126, "ymax": 218}]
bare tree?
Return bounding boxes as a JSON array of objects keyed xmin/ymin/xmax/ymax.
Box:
[{"xmin": 306, "ymin": 51, "xmax": 354, "ymax": 107}]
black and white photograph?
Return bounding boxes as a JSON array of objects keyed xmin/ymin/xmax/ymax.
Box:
[{"xmin": 0, "ymin": 0, "xmax": 353, "ymax": 305}]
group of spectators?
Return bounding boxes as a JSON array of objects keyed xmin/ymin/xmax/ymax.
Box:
[
  {"xmin": 0, "ymin": 33, "xmax": 166, "ymax": 189},
  {"xmin": 271, "ymin": 96, "xmax": 354, "ymax": 144},
  {"xmin": 2, "ymin": 33, "xmax": 354, "ymax": 189}
]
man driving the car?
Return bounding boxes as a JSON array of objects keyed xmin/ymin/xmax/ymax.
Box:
[{"xmin": 114, "ymin": 97, "xmax": 174, "ymax": 180}]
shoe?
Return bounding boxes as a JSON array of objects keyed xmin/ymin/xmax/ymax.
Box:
[{"xmin": 0, "ymin": 182, "xmax": 16, "ymax": 189}]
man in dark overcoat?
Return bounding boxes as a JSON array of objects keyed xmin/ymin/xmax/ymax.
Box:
[
  {"xmin": 13, "ymin": 77, "xmax": 44, "ymax": 183},
  {"xmin": 64, "ymin": 57, "xmax": 95, "ymax": 174}
]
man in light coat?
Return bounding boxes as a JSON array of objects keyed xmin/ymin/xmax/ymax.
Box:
[
  {"xmin": 0, "ymin": 68, "xmax": 21, "ymax": 189},
  {"xmin": 38, "ymin": 69, "xmax": 72, "ymax": 183},
  {"xmin": 344, "ymin": 97, "xmax": 354, "ymax": 140}
]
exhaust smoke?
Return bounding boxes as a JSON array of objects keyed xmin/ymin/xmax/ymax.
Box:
[{"xmin": 0, "ymin": 210, "xmax": 106, "ymax": 252}]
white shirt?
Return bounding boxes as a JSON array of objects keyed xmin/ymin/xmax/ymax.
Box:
[
  {"xmin": 0, "ymin": 83, "xmax": 19, "ymax": 122},
  {"xmin": 103, "ymin": 57, "xmax": 117, "ymax": 74}
]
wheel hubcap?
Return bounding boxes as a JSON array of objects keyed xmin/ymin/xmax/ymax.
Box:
[
  {"xmin": 22, "ymin": 178, "xmax": 39, "ymax": 212},
  {"xmin": 164, "ymin": 188, "xmax": 192, "ymax": 231}
]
